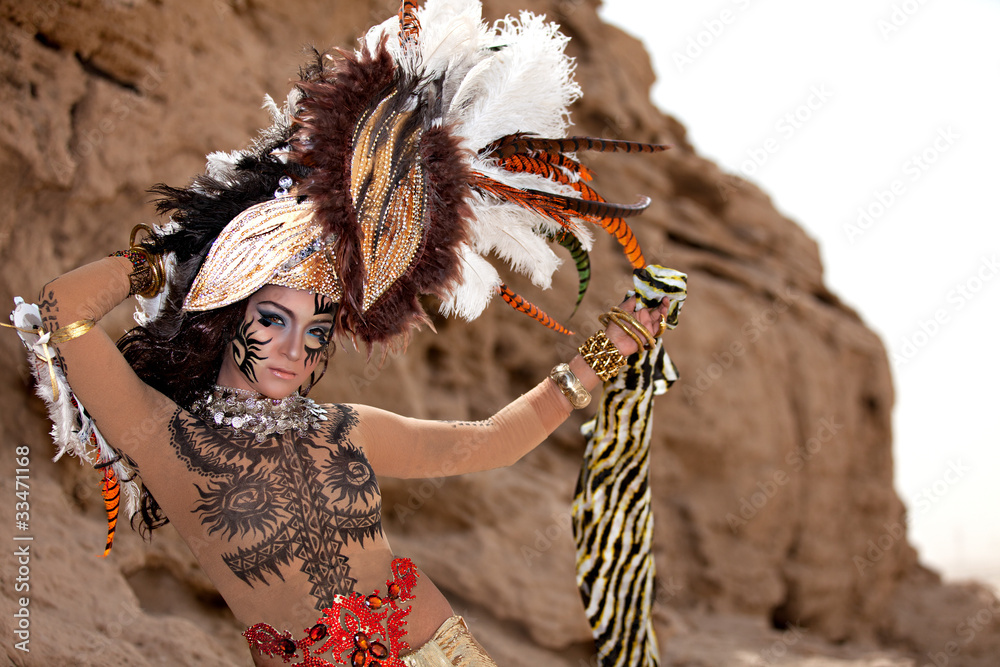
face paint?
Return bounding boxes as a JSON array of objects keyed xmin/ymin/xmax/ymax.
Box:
[
  {"xmin": 217, "ymin": 285, "xmax": 335, "ymax": 399},
  {"xmin": 232, "ymin": 316, "xmax": 272, "ymax": 384},
  {"xmin": 314, "ymin": 293, "xmax": 335, "ymax": 316},
  {"xmin": 304, "ymin": 294, "xmax": 334, "ymax": 368}
]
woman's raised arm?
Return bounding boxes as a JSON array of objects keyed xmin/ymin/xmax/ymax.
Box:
[{"xmin": 35, "ymin": 256, "xmax": 176, "ymax": 459}]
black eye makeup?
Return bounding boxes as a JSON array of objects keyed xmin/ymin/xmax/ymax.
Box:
[
  {"xmin": 257, "ymin": 310, "xmax": 284, "ymax": 328},
  {"xmin": 308, "ymin": 327, "xmax": 331, "ymax": 345}
]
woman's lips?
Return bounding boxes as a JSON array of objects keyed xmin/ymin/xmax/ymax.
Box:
[{"xmin": 270, "ymin": 367, "xmax": 296, "ymax": 380}]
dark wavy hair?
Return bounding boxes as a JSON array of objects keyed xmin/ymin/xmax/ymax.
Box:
[
  {"xmin": 120, "ymin": 121, "xmax": 309, "ymax": 535},
  {"xmin": 118, "ymin": 299, "xmax": 246, "ymax": 534}
]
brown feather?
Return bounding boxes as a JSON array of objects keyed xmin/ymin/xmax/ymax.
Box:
[
  {"xmin": 485, "ymin": 134, "xmax": 670, "ymax": 159},
  {"xmin": 291, "ymin": 40, "xmax": 471, "ymax": 350}
]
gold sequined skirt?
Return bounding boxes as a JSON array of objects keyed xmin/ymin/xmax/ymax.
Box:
[{"xmin": 401, "ymin": 616, "xmax": 497, "ymax": 666}]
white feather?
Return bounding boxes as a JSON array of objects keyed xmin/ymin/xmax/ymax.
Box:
[
  {"xmin": 134, "ymin": 226, "xmax": 178, "ymax": 326},
  {"xmin": 437, "ymin": 246, "xmax": 499, "ymax": 320},
  {"xmin": 411, "ymin": 0, "xmax": 488, "ymax": 79},
  {"xmin": 447, "ymin": 11, "xmax": 580, "ymax": 149},
  {"xmin": 204, "ymin": 150, "xmax": 242, "ymax": 185},
  {"xmin": 360, "ymin": 15, "xmax": 400, "ymax": 59},
  {"xmin": 298, "ymin": 1, "xmax": 592, "ymax": 324},
  {"xmin": 10, "ymin": 298, "xmax": 142, "ymax": 519},
  {"xmin": 464, "ymin": 193, "xmax": 560, "ymax": 288}
]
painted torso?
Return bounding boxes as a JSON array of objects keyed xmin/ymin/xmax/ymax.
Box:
[{"xmin": 141, "ymin": 402, "xmax": 452, "ymax": 663}]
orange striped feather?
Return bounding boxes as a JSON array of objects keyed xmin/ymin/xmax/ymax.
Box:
[
  {"xmin": 535, "ymin": 152, "xmax": 595, "ymax": 181},
  {"xmin": 398, "ymin": 0, "xmax": 421, "ymax": 48},
  {"xmin": 569, "ymin": 179, "xmax": 601, "ymax": 201},
  {"xmin": 566, "ymin": 183, "xmax": 645, "ymax": 268},
  {"xmin": 498, "ymin": 283, "xmax": 574, "ymax": 335},
  {"xmin": 560, "ymin": 194, "xmax": 652, "ymax": 220},
  {"xmin": 601, "ymin": 217, "xmax": 645, "ymax": 268},
  {"xmin": 499, "ymin": 155, "xmax": 574, "ymax": 185},
  {"xmin": 97, "ymin": 463, "xmax": 120, "ymax": 557},
  {"xmin": 470, "ymin": 172, "xmax": 575, "ymax": 227},
  {"xmin": 472, "ymin": 172, "xmax": 647, "ymax": 268}
]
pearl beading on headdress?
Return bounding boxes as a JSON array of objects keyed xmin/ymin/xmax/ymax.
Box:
[{"xmin": 183, "ymin": 196, "xmax": 343, "ymax": 311}]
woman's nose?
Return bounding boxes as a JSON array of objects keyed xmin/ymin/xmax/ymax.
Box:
[{"xmin": 281, "ymin": 333, "xmax": 303, "ymax": 361}]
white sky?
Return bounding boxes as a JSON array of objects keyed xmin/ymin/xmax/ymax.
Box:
[{"xmin": 598, "ymin": 0, "xmax": 1000, "ymax": 590}]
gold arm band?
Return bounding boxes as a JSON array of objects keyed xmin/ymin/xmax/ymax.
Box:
[
  {"xmin": 578, "ymin": 331, "xmax": 626, "ymax": 382},
  {"xmin": 48, "ymin": 319, "xmax": 97, "ymax": 344},
  {"xmin": 549, "ymin": 363, "xmax": 591, "ymax": 409},
  {"xmin": 3, "ymin": 318, "xmax": 95, "ymax": 402}
]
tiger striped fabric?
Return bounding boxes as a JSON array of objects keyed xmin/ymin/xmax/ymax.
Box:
[{"xmin": 573, "ymin": 266, "xmax": 686, "ymax": 666}]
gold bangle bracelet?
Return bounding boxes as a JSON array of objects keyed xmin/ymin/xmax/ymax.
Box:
[
  {"xmin": 599, "ymin": 311, "xmax": 649, "ymax": 351},
  {"xmin": 549, "ymin": 363, "xmax": 591, "ymax": 409},
  {"xmin": 611, "ymin": 306, "xmax": 656, "ymax": 348},
  {"xmin": 578, "ymin": 331, "xmax": 626, "ymax": 382},
  {"xmin": 654, "ymin": 313, "xmax": 668, "ymax": 337}
]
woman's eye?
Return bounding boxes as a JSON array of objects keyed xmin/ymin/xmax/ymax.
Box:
[
  {"xmin": 309, "ymin": 328, "xmax": 330, "ymax": 342},
  {"xmin": 258, "ymin": 312, "xmax": 284, "ymax": 327}
]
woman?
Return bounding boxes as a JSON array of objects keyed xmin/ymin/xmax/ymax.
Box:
[
  {"xmin": 35, "ymin": 244, "xmax": 669, "ymax": 666},
  {"xmin": 15, "ymin": 1, "xmax": 675, "ymax": 663}
]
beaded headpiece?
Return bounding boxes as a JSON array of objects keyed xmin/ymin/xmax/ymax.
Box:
[
  {"xmin": 184, "ymin": 195, "xmax": 342, "ymax": 310},
  {"xmin": 153, "ymin": 0, "xmax": 668, "ymax": 347}
]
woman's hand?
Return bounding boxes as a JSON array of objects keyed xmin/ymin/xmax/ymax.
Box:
[
  {"xmin": 563, "ymin": 294, "xmax": 674, "ymax": 397},
  {"xmin": 601, "ymin": 295, "xmax": 673, "ymax": 358}
]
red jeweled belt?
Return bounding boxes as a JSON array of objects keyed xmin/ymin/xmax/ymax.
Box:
[{"xmin": 244, "ymin": 557, "xmax": 419, "ymax": 666}]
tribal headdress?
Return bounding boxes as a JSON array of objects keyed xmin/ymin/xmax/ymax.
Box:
[{"xmin": 148, "ymin": 0, "xmax": 668, "ymax": 349}]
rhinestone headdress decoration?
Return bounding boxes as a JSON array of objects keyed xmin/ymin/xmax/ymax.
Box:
[
  {"xmin": 350, "ymin": 92, "xmax": 427, "ymax": 311},
  {"xmin": 183, "ymin": 195, "xmax": 342, "ymax": 311}
]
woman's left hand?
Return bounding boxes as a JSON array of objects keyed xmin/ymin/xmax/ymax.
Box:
[{"xmin": 601, "ymin": 295, "xmax": 672, "ymax": 358}]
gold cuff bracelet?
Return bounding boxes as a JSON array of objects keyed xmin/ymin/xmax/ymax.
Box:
[{"xmin": 578, "ymin": 331, "xmax": 626, "ymax": 382}]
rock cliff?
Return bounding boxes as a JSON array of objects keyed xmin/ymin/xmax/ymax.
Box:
[{"xmin": 1, "ymin": 0, "xmax": 997, "ymax": 665}]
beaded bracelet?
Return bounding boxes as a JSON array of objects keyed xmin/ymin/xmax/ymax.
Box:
[
  {"xmin": 578, "ymin": 331, "xmax": 627, "ymax": 382},
  {"xmin": 549, "ymin": 363, "xmax": 591, "ymax": 409},
  {"xmin": 110, "ymin": 224, "xmax": 165, "ymax": 298},
  {"xmin": 110, "ymin": 249, "xmax": 154, "ymax": 297}
]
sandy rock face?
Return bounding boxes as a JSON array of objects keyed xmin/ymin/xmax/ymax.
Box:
[{"xmin": 1, "ymin": 1, "xmax": 996, "ymax": 665}]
